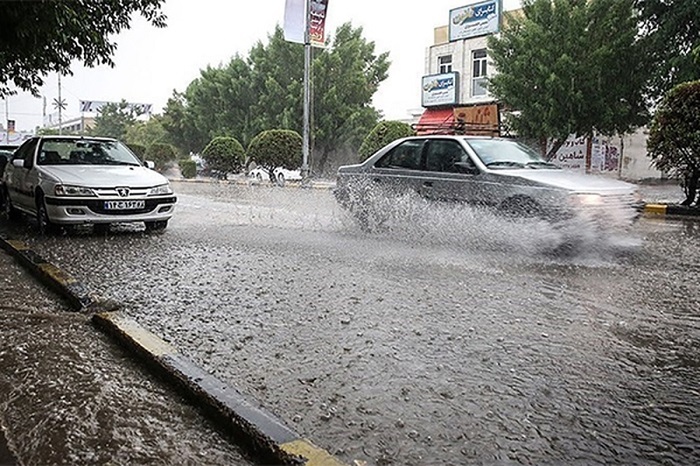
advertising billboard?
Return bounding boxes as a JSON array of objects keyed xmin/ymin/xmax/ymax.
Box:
[
  {"xmin": 449, "ymin": 0, "xmax": 501, "ymax": 41},
  {"xmin": 422, "ymin": 72, "xmax": 460, "ymax": 107}
]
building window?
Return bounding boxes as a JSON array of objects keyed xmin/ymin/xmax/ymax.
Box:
[
  {"xmin": 472, "ymin": 49, "xmax": 488, "ymax": 97},
  {"xmin": 438, "ymin": 55, "xmax": 452, "ymax": 74}
]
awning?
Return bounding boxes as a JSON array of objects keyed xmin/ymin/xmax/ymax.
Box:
[{"xmin": 414, "ymin": 108, "xmax": 455, "ymax": 135}]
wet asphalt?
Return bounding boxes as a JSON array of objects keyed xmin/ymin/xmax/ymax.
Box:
[{"xmin": 1, "ymin": 179, "xmax": 699, "ymax": 465}]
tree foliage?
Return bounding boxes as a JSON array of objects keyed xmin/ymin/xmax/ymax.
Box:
[
  {"xmin": 636, "ymin": 0, "xmax": 700, "ymax": 99},
  {"xmin": 162, "ymin": 23, "xmax": 389, "ymax": 175},
  {"xmin": 247, "ymin": 130, "xmax": 302, "ymax": 176},
  {"xmin": 488, "ymin": 0, "xmax": 648, "ymax": 158},
  {"xmin": 358, "ymin": 121, "xmax": 415, "ymax": 161},
  {"xmin": 91, "ymin": 101, "xmax": 137, "ymax": 140},
  {"xmin": 145, "ymin": 142, "xmax": 177, "ymax": 173},
  {"xmin": 0, "ymin": 0, "xmax": 166, "ymax": 97},
  {"xmin": 125, "ymin": 116, "xmax": 167, "ymax": 148},
  {"xmin": 201, "ymin": 136, "xmax": 245, "ymax": 176},
  {"xmin": 647, "ymin": 80, "xmax": 700, "ymax": 206}
]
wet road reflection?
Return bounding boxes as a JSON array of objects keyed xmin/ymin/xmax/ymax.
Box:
[
  {"xmin": 0, "ymin": 251, "xmax": 252, "ymax": 465},
  {"xmin": 2, "ymin": 181, "xmax": 699, "ymax": 465}
]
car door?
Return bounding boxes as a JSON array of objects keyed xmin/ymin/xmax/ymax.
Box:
[
  {"xmin": 419, "ymin": 138, "xmax": 485, "ymax": 206},
  {"xmin": 6, "ymin": 138, "xmax": 39, "ymax": 211},
  {"xmin": 369, "ymin": 138, "xmax": 427, "ymax": 198}
]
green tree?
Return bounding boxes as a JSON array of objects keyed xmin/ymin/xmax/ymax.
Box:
[
  {"xmin": 0, "ymin": 0, "xmax": 166, "ymax": 97},
  {"xmin": 636, "ymin": 0, "xmax": 700, "ymax": 98},
  {"xmin": 127, "ymin": 143, "xmax": 147, "ymax": 161},
  {"xmin": 358, "ymin": 121, "xmax": 415, "ymax": 161},
  {"xmin": 247, "ymin": 129, "xmax": 302, "ymax": 181},
  {"xmin": 647, "ymin": 81, "xmax": 700, "ymax": 206},
  {"xmin": 145, "ymin": 142, "xmax": 177, "ymax": 173},
  {"xmin": 160, "ymin": 91, "xmax": 209, "ymax": 155},
  {"xmin": 162, "ymin": 22, "xmax": 389, "ymax": 175},
  {"xmin": 201, "ymin": 136, "xmax": 245, "ymax": 178},
  {"xmin": 125, "ymin": 116, "xmax": 167, "ymax": 148},
  {"xmin": 91, "ymin": 101, "xmax": 137, "ymax": 140},
  {"xmin": 487, "ymin": 0, "xmax": 648, "ymax": 158}
]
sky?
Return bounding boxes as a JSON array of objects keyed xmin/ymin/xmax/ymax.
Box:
[{"xmin": 3, "ymin": 0, "xmax": 520, "ymax": 132}]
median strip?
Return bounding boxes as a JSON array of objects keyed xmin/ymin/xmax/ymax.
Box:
[{"xmin": 0, "ymin": 234, "xmax": 347, "ymax": 466}]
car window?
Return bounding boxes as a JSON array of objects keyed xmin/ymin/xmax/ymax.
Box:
[
  {"xmin": 12, "ymin": 138, "xmax": 38, "ymax": 168},
  {"xmin": 375, "ymin": 140, "xmax": 424, "ymax": 170},
  {"xmin": 37, "ymin": 139, "xmax": 142, "ymax": 166},
  {"xmin": 425, "ymin": 140, "xmax": 471, "ymax": 173},
  {"xmin": 465, "ymin": 139, "xmax": 554, "ymax": 168}
]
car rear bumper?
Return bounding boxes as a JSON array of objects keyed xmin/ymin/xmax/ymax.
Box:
[{"xmin": 44, "ymin": 195, "xmax": 176, "ymax": 224}]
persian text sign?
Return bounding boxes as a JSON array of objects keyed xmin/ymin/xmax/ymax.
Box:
[
  {"xmin": 309, "ymin": 0, "xmax": 329, "ymax": 47},
  {"xmin": 421, "ymin": 72, "xmax": 459, "ymax": 107},
  {"xmin": 449, "ymin": 0, "xmax": 501, "ymax": 41},
  {"xmin": 453, "ymin": 104, "xmax": 499, "ymax": 134},
  {"xmin": 550, "ymin": 135, "xmax": 588, "ymax": 173}
]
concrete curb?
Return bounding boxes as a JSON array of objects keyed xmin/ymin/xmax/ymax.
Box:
[
  {"xmin": 0, "ymin": 235, "xmax": 347, "ymax": 466},
  {"xmin": 644, "ymin": 203, "xmax": 700, "ymax": 217}
]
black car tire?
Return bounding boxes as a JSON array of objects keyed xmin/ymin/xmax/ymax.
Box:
[
  {"xmin": 93, "ymin": 223, "xmax": 110, "ymax": 235},
  {"xmin": 276, "ymin": 172, "xmax": 286, "ymax": 187},
  {"xmin": 499, "ymin": 196, "xmax": 543, "ymax": 219},
  {"xmin": 145, "ymin": 220, "xmax": 168, "ymax": 232},
  {"xmin": 2, "ymin": 188, "xmax": 21, "ymax": 220},
  {"xmin": 36, "ymin": 194, "xmax": 57, "ymax": 235}
]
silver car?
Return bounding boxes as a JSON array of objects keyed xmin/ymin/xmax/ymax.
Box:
[
  {"xmin": 2, "ymin": 136, "xmax": 176, "ymax": 233},
  {"xmin": 335, "ymin": 135, "xmax": 643, "ymax": 230}
]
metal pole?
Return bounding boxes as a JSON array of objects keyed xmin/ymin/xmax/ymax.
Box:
[
  {"xmin": 58, "ymin": 74, "xmax": 63, "ymax": 135},
  {"xmin": 301, "ymin": 0, "xmax": 311, "ymax": 186}
]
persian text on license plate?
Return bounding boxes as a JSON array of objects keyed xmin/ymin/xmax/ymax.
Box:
[{"xmin": 104, "ymin": 200, "xmax": 145, "ymax": 210}]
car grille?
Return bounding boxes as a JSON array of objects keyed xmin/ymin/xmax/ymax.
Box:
[{"xmin": 46, "ymin": 196, "xmax": 176, "ymax": 216}]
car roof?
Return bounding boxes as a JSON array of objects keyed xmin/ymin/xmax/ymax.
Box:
[{"xmin": 37, "ymin": 135, "xmax": 118, "ymax": 142}]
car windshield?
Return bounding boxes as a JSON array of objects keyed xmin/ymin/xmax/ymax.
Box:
[
  {"xmin": 37, "ymin": 139, "xmax": 142, "ymax": 166},
  {"xmin": 464, "ymin": 139, "xmax": 559, "ymax": 169}
]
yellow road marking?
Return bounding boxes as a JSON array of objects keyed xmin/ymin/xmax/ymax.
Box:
[
  {"xmin": 280, "ymin": 439, "xmax": 347, "ymax": 466},
  {"xmin": 644, "ymin": 204, "xmax": 667, "ymax": 215}
]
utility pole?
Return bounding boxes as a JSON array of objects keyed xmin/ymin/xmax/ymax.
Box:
[
  {"xmin": 58, "ymin": 74, "xmax": 62, "ymax": 135},
  {"xmin": 301, "ymin": 0, "xmax": 311, "ymax": 187}
]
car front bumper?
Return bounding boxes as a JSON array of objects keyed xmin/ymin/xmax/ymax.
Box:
[{"xmin": 44, "ymin": 195, "xmax": 177, "ymax": 224}]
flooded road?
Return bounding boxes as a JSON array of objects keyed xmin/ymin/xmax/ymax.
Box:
[
  {"xmin": 0, "ymin": 251, "xmax": 253, "ymax": 465},
  {"xmin": 2, "ymin": 180, "xmax": 699, "ymax": 465}
]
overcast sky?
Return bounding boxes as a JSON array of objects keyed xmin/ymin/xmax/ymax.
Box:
[{"xmin": 4, "ymin": 0, "xmax": 520, "ymax": 131}]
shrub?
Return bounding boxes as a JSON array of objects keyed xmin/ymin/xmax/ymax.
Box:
[
  {"xmin": 145, "ymin": 142, "xmax": 178, "ymax": 172},
  {"xmin": 648, "ymin": 80, "xmax": 700, "ymax": 206},
  {"xmin": 201, "ymin": 136, "xmax": 245, "ymax": 176},
  {"xmin": 247, "ymin": 129, "xmax": 302, "ymax": 175},
  {"xmin": 127, "ymin": 143, "xmax": 146, "ymax": 162},
  {"xmin": 180, "ymin": 159, "xmax": 197, "ymax": 179},
  {"xmin": 358, "ymin": 121, "xmax": 415, "ymax": 162}
]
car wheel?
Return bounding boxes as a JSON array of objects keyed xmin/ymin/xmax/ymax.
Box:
[
  {"xmin": 145, "ymin": 220, "xmax": 168, "ymax": 232},
  {"xmin": 276, "ymin": 172, "xmax": 286, "ymax": 186},
  {"xmin": 36, "ymin": 194, "xmax": 57, "ymax": 235},
  {"xmin": 2, "ymin": 188, "xmax": 21, "ymax": 220},
  {"xmin": 256, "ymin": 173, "xmax": 263, "ymax": 182}
]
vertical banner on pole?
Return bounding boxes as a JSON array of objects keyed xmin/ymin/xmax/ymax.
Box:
[
  {"xmin": 283, "ymin": 0, "xmax": 305, "ymax": 44},
  {"xmin": 308, "ymin": 0, "xmax": 329, "ymax": 48}
]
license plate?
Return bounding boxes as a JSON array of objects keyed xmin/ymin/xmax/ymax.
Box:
[{"xmin": 104, "ymin": 200, "xmax": 145, "ymax": 210}]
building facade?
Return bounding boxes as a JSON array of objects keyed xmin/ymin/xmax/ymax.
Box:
[{"xmin": 417, "ymin": 1, "xmax": 663, "ymax": 181}]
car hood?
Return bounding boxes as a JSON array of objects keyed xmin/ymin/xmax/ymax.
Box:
[
  {"xmin": 500, "ymin": 169, "xmax": 637, "ymax": 193},
  {"xmin": 40, "ymin": 165, "xmax": 168, "ymax": 187}
]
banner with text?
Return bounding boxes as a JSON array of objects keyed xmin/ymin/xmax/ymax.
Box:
[{"xmin": 283, "ymin": 0, "xmax": 329, "ymax": 47}]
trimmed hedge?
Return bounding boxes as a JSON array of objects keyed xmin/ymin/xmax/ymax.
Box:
[
  {"xmin": 247, "ymin": 129, "xmax": 302, "ymax": 173},
  {"xmin": 202, "ymin": 136, "xmax": 245, "ymax": 175},
  {"xmin": 358, "ymin": 121, "xmax": 415, "ymax": 162},
  {"xmin": 145, "ymin": 142, "xmax": 178, "ymax": 172},
  {"xmin": 180, "ymin": 159, "xmax": 197, "ymax": 179}
]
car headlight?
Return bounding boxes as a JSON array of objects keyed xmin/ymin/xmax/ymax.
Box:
[
  {"xmin": 148, "ymin": 184, "xmax": 173, "ymax": 196},
  {"xmin": 569, "ymin": 193, "xmax": 603, "ymax": 206},
  {"xmin": 54, "ymin": 185, "xmax": 96, "ymax": 197}
]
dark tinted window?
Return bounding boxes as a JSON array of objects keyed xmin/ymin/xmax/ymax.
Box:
[
  {"xmin": 425, "ymin": 140, "xmax": 470, "ymax": 173},
  {"xmin": 12, "ymin": 138, "xmax": 38, "ymax": 168},
  {"xmin": 375, "ymin": 140, "xmax": 424, "ymax": 170}
]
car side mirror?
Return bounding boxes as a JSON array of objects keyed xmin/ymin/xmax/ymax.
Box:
[
  {"xmin": 454, "ymin": 161, "xmax": 479, "ymax": 174},
  {"xmin": 12, "ymin": 159, "xmax": 27, "ymax": 169},
  {"xmin": 144, "ymin": 161, "xmax": 155, "ymax": 169}
]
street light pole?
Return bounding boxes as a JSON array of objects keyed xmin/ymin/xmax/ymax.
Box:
[{"xmin": 301, "ymin": 0, "xmax": 311, "ymax": 187}]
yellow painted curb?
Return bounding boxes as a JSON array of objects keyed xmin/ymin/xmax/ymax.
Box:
[
  {"xmin": 280, "ymin": 439, "xmax": 348, "ymax": 466},
  {"xmin": 97, "ymin": 312, "xmax": 177, "ymax": 357},
  {"xmin": 37, "ymin": 263, "xmax": 78, "ymax": 286},
  {"xmin": 644, "ymin": 204, "xmax": 667, "ymax": 215}
]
